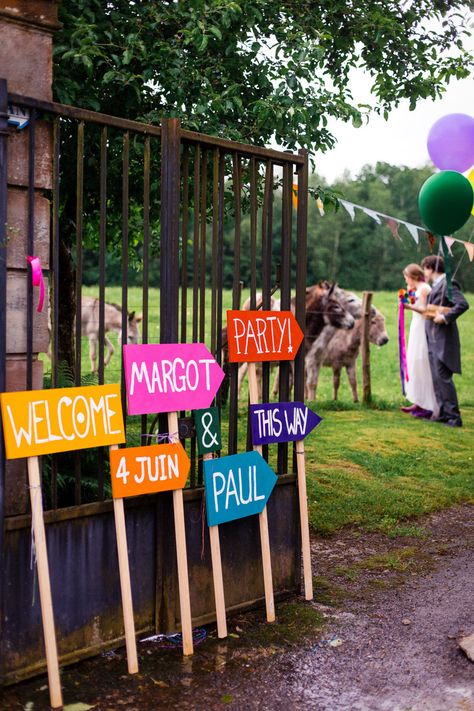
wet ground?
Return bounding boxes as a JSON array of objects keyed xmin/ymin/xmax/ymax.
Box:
[{"xmin": 2, "ymin": 504, "xmax": 473, "ymax": 711}]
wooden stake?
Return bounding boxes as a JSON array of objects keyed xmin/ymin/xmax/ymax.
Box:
[
  {"xmin": 168, "ymin": 411, "xmax": 194, "ymax": 655},
  {"xmin": 295, "ymin": 439, "xmax": 313, "ymax": 600},
  {"xmin": 204, "ymin": 453, "xmax": 228, "ymax": 638},
  {"xmin": 247, "ymin": 362, "xmax": 275, "ymax": 622},
  {"xmin": 27, "ymin": 456, "xmax": 63, "ymax": 709},
  {"xmin": 361, "ymin": 291, "xmax": 373, "ymax": 405},
  {"xmin": 110, "ymin": 446, "xmax": 138, "ymax": 674}
]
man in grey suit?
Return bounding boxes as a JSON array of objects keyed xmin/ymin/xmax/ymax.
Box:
[{"xmin": 421, "ymin": 255, "xmax": 469, "ymax": 427}]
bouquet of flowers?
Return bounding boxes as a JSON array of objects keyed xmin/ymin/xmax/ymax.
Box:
[{"xmin": 398, "ymin": 288, "xmax": 416, "ymax": 305}]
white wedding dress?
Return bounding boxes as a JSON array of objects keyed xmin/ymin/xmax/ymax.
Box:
[{"xmin": 405, "ymin": 285, "xmax": 438, "ymax": 413}]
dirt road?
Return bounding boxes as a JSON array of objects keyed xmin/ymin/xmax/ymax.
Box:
[{"xmin": 2, "ymin": 505, "xmax": 473, "ymax": 710}]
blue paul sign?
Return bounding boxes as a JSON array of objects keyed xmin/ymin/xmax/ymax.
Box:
[
  {"xmin": 204, "ymin": 451, "xmax": 277, "ymax": 527},
  {"xmin": 250, "ymin": 402, "xmax": 322, "ymax": 446}
]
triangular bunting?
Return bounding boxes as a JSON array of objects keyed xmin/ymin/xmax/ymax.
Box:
[
  {"xmin": 444, "ymin": 236, "xmax": 455, "ymax": 256},
  {"xmin": 363, "ymin": 208, "xmax": 382, "ymax": 224},
  {"xmin": 385, "ymin": 217, "xmax": 401, "ymax": 241},
  {"xmin": 425, "ymin": 231, "xmax": 436, "ymax": 252},
  {"xmin": 402, "ymin": 222, "xmax": 420, "ymax": 244},
  {"xmin": 464, "ymin": 241, "xmax": 474, "ymax": 261},
  {"xmin": 340, "ymin": 199, "xmax": 356, "ymax": 221},
  {"xmin": 292, "ymin": 183, "xmax": 298, "ymax": 210},
  {"xmin": 316, "ymin": 197, "xmax": 325, "ymax": 216}
]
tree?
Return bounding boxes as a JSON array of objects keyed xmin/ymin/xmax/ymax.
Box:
[
  {"xmin": 51, "ymin": 2, "xmax": 473, "ymax": 366},
  {"xmin": 54, "ymin": 1, "xmax": 473, "ymax": 155}
]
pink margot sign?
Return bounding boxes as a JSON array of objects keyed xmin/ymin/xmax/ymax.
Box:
[{"xmin": 123, "ymin": 343, "xmax": 225, "ymax": 415}]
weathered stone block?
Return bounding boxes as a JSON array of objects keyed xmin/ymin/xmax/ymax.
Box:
[
  {"xmin": 7, "ymin": 121, "xmax": 53, "ymax": 190},
  {"xmin": 0, "ymin": 22, "xmax": 53, "ymax": 100},
  {"xmin": 6, "ymin": 187, "xmax": 50, "ymax": 269},
  {"xmin": 5, "ymin": 355, "xmax": 44, "ymax": 392},
  {"xmin": 6, "ymin": 271, "xmax": 49, "ymax": 354}
]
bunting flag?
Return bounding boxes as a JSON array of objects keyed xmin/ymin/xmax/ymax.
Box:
[
  {"xmin": 364, "ymin": 208, "xmax": 382, "ymax": 224},
  {"xmin": 316, "ymin": 197, "xmax": 325, "ymax": 216},
  {"xmin": 292, "ymin": 183, "xmax": 298, "ymax": 210},
  {"xmin": 340, "ymin": 199, "xmax": 356, "ymax": 221},
  {"xmin": 444, "ymin": 236, "xmax": 455, "ymax": 256},
  {"xmin": 402, "ymin": 222, "xmax": 420, "ymax": 244},
  {"xmin": 312, "ymin": 196, "xmax": 474, "ymax": 265},
  {"xmin": 385, "ymin": 217, "xmax": 401, "ymax": 241},
  {"xmin": 464, "ymin": 242, "xmax": 474, "ymax": 261},
  {"xmin": 425, "ymin": 231, "xmax": 436, "ymax": 252}
]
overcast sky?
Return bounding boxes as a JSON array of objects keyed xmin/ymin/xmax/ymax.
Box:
[{"xmin": 314, "ymin": 70, "xmax": 474, "ymax": 184}]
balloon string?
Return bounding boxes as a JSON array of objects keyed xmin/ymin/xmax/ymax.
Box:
[{"xmin": 440, "ymin": 237, "xmax": 453, "ymax": 301}]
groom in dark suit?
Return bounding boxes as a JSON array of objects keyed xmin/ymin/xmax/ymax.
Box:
[{"xmin": 421, "ymin": 255, "xmax": 469, "ymax": 427}]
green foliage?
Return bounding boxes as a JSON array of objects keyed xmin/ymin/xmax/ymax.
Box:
[
  {"xmin": 54, "ymin": 4, "xmax": 473, "ymax": 287},
  {"xmin": 54, "ymin": 1, "xmax": 472, "ymax": 155}
]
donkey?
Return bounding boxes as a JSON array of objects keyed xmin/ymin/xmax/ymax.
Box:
[
  {"xmin": 271, "ymin": 281, "xmax": 355, "ymax": 398},
  {"xmin": 304, "ymin": 286, "xmax": 362, "ymax": 400},
  {"xmin": 322, "ymin": 306, "xmax": 388, "ymax": 402},
  {"xmin": 81, "ymin": 297, "xmax": 142, "ymax": 373}
]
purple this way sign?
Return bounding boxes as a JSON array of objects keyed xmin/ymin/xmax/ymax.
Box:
[
  {"xmin": 123, "ymin": 343, "xmax": 225, "ymax": 416},
  {"xmin": 250, "ymin": 402, "xmax": 322, "ymax": 445}
]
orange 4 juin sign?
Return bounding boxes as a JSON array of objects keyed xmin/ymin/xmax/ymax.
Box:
[
  {"xmin": 226, "ymin": 310, "xmax": 304, "ymax": 363},
  {"xmin": 110, "ymin": 442, "xmax": 190, "ymax": 499}
]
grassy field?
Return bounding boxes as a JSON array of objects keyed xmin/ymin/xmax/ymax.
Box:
[{"xmin": 50, "ymin": 287, "xmax": 474, "ymax": 536}]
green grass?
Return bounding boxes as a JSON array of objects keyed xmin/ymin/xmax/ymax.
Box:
[{"xmin": 44, "ymin": 288, "xmax": 474, "ymax": 533}]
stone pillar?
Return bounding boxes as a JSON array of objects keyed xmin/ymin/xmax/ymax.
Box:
[{"xmin": 0, "ymin": 1, "xmax": 60, "ymax": 515}]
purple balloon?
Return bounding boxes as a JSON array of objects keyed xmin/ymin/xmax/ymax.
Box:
[{"xmin": 427, "ymin": 113, "xmax": 474, "ymax": 173}]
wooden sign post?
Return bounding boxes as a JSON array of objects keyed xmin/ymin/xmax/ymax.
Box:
[
  {"xmin": 0, "ymin": 384, "xmax": 125, "ymax": 709},
  {"xmin": 249, "ymin": 402, "xmax": 322, "ymax": 600},
  {"xmin": 123, "ymin": 343, "xmax": 225, "ymax": 656},
  {"xmin": 110, "ymin": 443, "xmax": 139, "ymax": 676},
  {"xmin": 227, "ymin": 309, "xmax": 307, "ymax": 616},
  {"xmin": 109, "ymin": 438, "xmax": 190, "ymax": 664},
  {"xmin": 194, "ymin": 407, "xmax": 227, "ymax": 639}
]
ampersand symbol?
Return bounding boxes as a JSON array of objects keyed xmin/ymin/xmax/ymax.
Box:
[{"xmin": 201, "ymin": 412, "xmax": 218, "ymax": 449}]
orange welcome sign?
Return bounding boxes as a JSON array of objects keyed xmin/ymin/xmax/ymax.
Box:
[
  {"xmin": 226, "ymin": 310, "xmax": 304, "ymax": 363},
  {"xmin": 110, "ymin": 443, "xmax": 190, "ymax": 499},
  {"xmin": 0, "ymin": 384, "xmax": 125, "ymax": 459}
]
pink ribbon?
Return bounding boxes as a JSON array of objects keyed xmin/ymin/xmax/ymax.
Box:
[
  {"xmin": 399, "ymin": 300, "xmax": 409, "ymax": 391},
  {"xmin": 26, "ymin": 256, "xmax": 45, "ymax": 313}
]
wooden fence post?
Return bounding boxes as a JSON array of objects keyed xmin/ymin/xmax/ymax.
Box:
[{"xmin": 361, "ymin": 291, "xmax": 373, "ymax": 404}]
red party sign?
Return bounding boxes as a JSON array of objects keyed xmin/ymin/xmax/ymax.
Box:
[{"xmin": 226, "ymin": 310, "xmax": 304, "ymax": 363}]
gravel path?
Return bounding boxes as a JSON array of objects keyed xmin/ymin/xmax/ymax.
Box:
[{"xmin": 2, "ymin": 505, "xmax": 473, "ymax": 710}]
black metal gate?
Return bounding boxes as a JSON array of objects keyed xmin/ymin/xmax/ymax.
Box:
[{"xmin": 0, "ymin": 83, "xmax": 308, "ymax": 683}]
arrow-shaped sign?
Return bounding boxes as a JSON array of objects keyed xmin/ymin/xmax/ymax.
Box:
[
  {"xmin": 204, "ymin": 451, "xmax": 277, "ymax": 527},
  {"xmin": 123, "ymin": 343, "xmax": 225, "ymax": 415},
  {"xmin": 110, "ymin": 442, "xmax": 190, "ymax": 499},
  {"xmin": 250, "ymin": 402, "xmax": 322, "ymax": 446},
  {"xmin": 226, "ymin": 310, "xmax": 304, "ymax": 363}
]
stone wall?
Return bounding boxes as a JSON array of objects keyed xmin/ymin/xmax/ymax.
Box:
[{"xmin": 0, "ymin": 0, "xmax": 59, "ymax": 515}]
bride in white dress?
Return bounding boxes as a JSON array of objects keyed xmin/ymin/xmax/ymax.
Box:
[{"xmin": 400, "ymin": 263, "xmax": 438, "ymax": 418}]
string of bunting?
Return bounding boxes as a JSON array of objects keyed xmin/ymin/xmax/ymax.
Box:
[
  {"xmin": 291, "ymin": 184, "xmax": 473, "ymax": 259},
  {"xmin": 337, "ymin": 198, "xmax": 474, "ymax": 260}
]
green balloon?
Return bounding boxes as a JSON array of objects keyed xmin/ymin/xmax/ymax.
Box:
[{"xmin": 418, "ymin": 170, "xmax": 473, "ymax": 235}]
